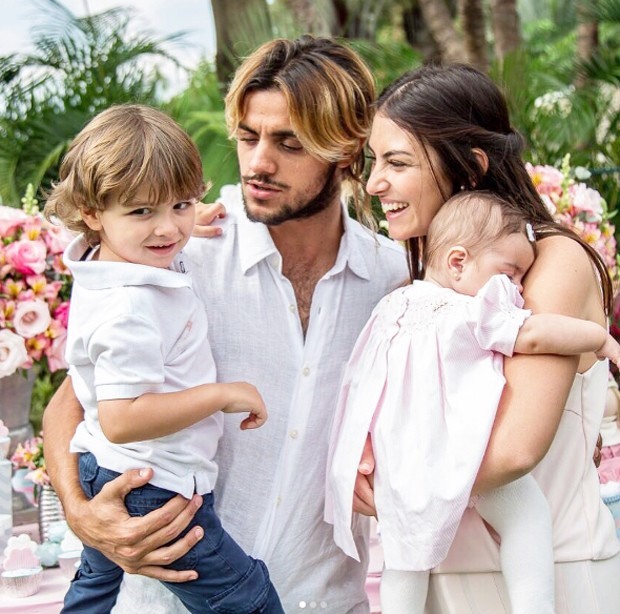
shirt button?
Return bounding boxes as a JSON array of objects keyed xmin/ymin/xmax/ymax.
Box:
[
  {"xmin": 289, "ymin": 304, "xmax": 296, "ymax": 313},
  {"xmin": 302, "ymin": 367, "xmax": 310, "ymax": 376},
  {"xmin": 270, "ymin": 256, "xmax": 278, "ymax": 267},
  {"xmin": 290, "ymin": 429, "xmax": 298, "ymax": 439},
  {"xmin": 276, "ymin": 496, "xmax": 282, "ymax": 506}
]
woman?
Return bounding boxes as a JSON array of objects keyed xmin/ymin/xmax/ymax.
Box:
[{"xmin": 356, "ymin": 64, "xmax": 620, "ymax": 612}]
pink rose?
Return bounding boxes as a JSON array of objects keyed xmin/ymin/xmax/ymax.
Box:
[
  {"xmin": 53, "ymin": 301, "xmax": 70, "ymax": 329},
  {"xmin": 0, "ymin": 205, "xmax": 27, "ymax": 238},
  {"xmin": 43, "ymin": 224, "xmax": 74, "ymax": 255},
  {"xmin": 0, "ymin": 329, "xmax": 29, "ymax": 377},
  {"xmin": 569, "ymin": 183, "xmax": 603, "ymax": 221},
  {"xmin": 5, "ymin": 239, "xmax": 47, "ymax": 275},
  {"xmin": 13, "ymin": 299, "xmax": 52, "ymax": 337}
]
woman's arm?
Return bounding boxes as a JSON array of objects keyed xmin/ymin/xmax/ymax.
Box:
[
  {"xmin": 473, "ymin": 236, "xmax": 600, "ymax": 493},
  {"xmin": 42, "ymin": 378, "xmax": 204, "ymax": 581}
]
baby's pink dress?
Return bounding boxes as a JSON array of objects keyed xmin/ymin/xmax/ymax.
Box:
[{"xmin": 325, "ymin": 275, "xmax": 530, "ymax": 571}]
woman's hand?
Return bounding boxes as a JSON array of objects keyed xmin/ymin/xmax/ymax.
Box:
[
  {"xmin": 353, "ymin": 434, "xmax": 377, "ymax": 517},
  {"xmin": 192, "ymin": 202, "xmax": 227, "ymax": 238},
  {"xmin": 68, "ymin": 468, "xmax": 204, "ymax": 582}
]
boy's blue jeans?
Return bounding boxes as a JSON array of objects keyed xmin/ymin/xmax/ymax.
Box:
[{"xmin": 62, "ymin": 452, "xmax": 284, "ymax": 614}]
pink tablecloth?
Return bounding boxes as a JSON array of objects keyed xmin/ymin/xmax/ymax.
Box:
[
  {"xmin": 0, "ymin": 522, "xmax": 385, "ymax": 613},
  {"xmin": 0, "ymin": 567, "xmax": 69, "ymax": 613}
]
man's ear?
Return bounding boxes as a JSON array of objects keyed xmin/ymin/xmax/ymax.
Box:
[
  {"xmin": 81, "ymin": 208, "xmax": 103, "ymax": 232},
  {"xmin": 446, "ymin": 245, "xmax": 469, "ymax": 279},
  {"xmin": 472, "ymin": 147, "xmax": 489, "ymax": 176}
]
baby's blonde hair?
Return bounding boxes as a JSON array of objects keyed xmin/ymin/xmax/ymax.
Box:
[
  {"xmin": 45, "ymin": 104, "xmax": 205, "ymax": 244},
  {"xmin": 425, "ymin": 191, "xmax": 535, "ymax": 269}
]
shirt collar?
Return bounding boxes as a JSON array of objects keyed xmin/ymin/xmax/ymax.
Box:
[
  {"xmin": 230, "ymin": 185, "xmax": 370, "ymax": 280},
  {"xmin": 63, "ymin": 234, "xmax": 193, "ymax": 290}
]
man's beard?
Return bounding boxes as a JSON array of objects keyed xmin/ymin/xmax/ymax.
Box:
[{"xmin": 242, "ymin": 165, "xmax": 339, "ymax": 226}]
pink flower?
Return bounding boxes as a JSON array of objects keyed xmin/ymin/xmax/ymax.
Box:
[
  {"xmin": 569, "ymin": 183, "xmax": 604, "ymax": 221},
  {"xmin": 43, "ymin": 224, "xmax": 74, "ymax": 255},
  {"xmin": 53, "ymin": 301, "xmax": 70, "ymax": 329},
  {"xmin": 0, "ymin": 205, "xmax": 28, "ymax": 237},
  {"xmin": 46, "ymin": 328, "xmax": 67, "ymax": 373},
  {"xmin": 26, "ymin": 466, "xmax": 50, "ymax": 487},
  {"xmin": 22, "ymin": 216, "xmax": 43, "ymax": 240},
  {"xmin": 5, "ymin": 239, "xmax": 47, "ymax": 275},
  {"xmin": 13, "ymin": 299, "xmax": 52, "ymax": 338},
  {"xmin": 0, "ymin": 329, "xmax": 29, "ymax": 377},
  {"xmin": 526, "ymin": 163, "xmax": 564, "ymax": 198},
  {"xmin": 2, "ymin": 278, "xmax": 25, "ymax": 299}
]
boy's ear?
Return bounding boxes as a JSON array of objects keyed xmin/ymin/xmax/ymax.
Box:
[
  {"xmin": 81, "ymin": 208, "xmax": 102, "ymax": 232},
  {"xmin": 446, "ymin": 245, "xmax": 469, "ymax": 279}
]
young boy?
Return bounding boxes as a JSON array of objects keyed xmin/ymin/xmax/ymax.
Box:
[{"xmin": 45, "ymin": 104, "xmax": 283, "ymax": 613}]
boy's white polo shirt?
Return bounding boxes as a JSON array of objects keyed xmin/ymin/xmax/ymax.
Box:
[{"xmin": 64, "ymin": 235, "xmax": 222, "ymax": 498}]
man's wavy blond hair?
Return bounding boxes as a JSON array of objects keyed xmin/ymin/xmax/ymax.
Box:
[{"xmin": 225, "ymin": 35, "xmax": 376, "ymax": 227}]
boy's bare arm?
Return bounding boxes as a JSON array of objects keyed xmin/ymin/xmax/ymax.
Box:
[{"xmin": 98, "ymin": 381, "xmax": 267, "ymax": 444}]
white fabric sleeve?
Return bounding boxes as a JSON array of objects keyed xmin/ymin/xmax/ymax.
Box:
[
  {"xmin": 86, "ymin": 314, "xmax": 166, "ymax": 400},
  {"xmin": 466, "ymin": 274, "xmax": 531, "ymax": 357}
]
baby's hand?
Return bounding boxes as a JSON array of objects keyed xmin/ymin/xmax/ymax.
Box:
[
  {"xmin": 221, "ymin": 382, "xmax": 268, "ymax": 429},
  {"xmin": 596, "ymin": 334, "xmax": 620, "ymax": 366}
]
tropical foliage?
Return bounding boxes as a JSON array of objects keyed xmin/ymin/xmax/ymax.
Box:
[{"xmin": 0, "ymin": 0, "xmax": 184, "ymax": 204}]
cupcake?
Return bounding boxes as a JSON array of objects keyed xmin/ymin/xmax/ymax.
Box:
[
  {"xmin": 2, "ymin": 533, "xmax": 43, "ymax": 597},
  {"xmin": 1, "ymin": 567, "xmax": 43, "ymax": 597}
]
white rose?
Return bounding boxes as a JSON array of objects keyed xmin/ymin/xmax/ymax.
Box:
[
  {"xmin": 13, "ymin": 299, "xmax": 52, "ymax": 337},
  {"xmin": 0, "ymin": 330, "xmax": 29, "ymax": 378}
]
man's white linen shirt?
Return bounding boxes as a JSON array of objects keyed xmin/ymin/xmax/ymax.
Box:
[
  {"xmin": 114, "ymin": 185, "xmax": 408, "ymax": 614},
  {"xmin": 65, "ymin": 235, "xmax": 222, "ymax": 498}
]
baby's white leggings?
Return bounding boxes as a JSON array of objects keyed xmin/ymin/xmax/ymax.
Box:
[{"xmin": 380, "ymin": 474, "xmax": 555, "ymax": 614}]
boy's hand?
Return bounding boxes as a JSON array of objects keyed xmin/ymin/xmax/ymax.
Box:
[
  {"xmin": 192, "ymin": 202, "xmax": 226, "ymax": 238},
  {"xmin": 596, "ymin": 333, "xmax": 620, "ymax": 366},
  {"xmin": 221, "ymin": 382, "xmax": 268, "ymax": 429}
]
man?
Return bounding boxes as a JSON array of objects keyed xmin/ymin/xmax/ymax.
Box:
[{"xmin": 44, "ymin": 35, "xmax": 407, "ymax": 613}]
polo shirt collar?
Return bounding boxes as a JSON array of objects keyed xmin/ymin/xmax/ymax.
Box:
[{"xmin": 63, "ymin": 235, "xmax": 193, "ymax": 290}]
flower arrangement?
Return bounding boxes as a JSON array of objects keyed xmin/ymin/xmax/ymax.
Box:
[
  {"xmin": 0, "ymin": 185, "xmax": 73, "ymax": 379},
  {"xmin": 10, "ymin": 434, "xmax": 49, "ymax": 500},
  {"xmin": 526, "ymin": 154, "xmax": 619, "ymax": 285}
]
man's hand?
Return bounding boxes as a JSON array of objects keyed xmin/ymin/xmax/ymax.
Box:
[
  {"xmin": 192, "ymin": 202, "xmax": 226, "ymax": 238},
  {"xmin": 70, "ymin": 468, "xmax": 203, "ymax": 582},
  {"xmin": 353, "ymin": 434, "xmax": 377, "ymax": 518}
]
